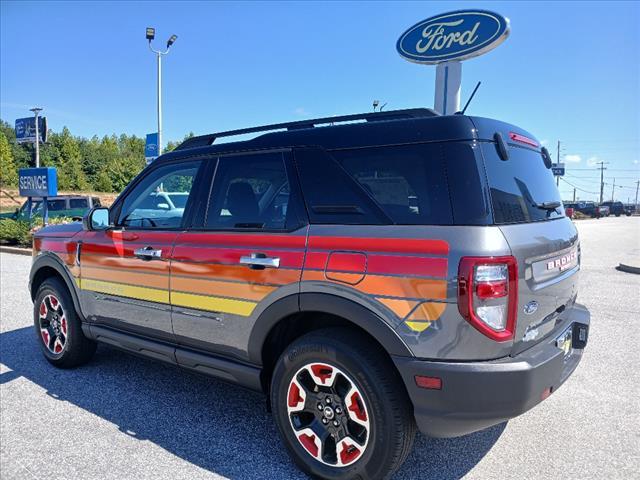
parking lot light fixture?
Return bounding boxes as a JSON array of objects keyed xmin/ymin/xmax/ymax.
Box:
[
  {"xmin": 146, "ymin": 27, "xmax": 155, "ymax": 41},
  {"xmin": 167, "ymin": 34, "xmax": 178, "ymax": 48}
]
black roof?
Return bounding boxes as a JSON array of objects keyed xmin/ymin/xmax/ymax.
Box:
[{"xmin": 158, "ymin": 108, "xmax": 538, "ymax": 163}]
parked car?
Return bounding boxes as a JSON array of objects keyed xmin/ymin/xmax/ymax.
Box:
[
  {"xmin": 0, "ymin": 195, "xmax": 100, "ymax": 221},
  {"xmin": 570, "ymin": 201, "xmax": 602, "ymax": 218},
  {"xmin": 600, "ymin": 201, "xmax": 625, "ymax": 217},
  {"xmin": 623, "ymin": 204, "xmax": 636, "ymax": 216},
  {"xmin": 29, "ymin": 109, "xmax": 589, "ymax": 479},
  {"xmin": 598, "ymin": 204, "xmax": 610, "ymax": 217}
]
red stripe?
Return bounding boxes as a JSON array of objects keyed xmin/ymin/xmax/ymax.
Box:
[
  {"xmin": 172, "ymin": 246, "xmax": 305, "ymax": 269},
  {"xmin": 326, "ymin": 252, "xmax": 366, "ymax": 273},
  {"xmin": 308, "ymin": 236, "xmax": 449, "ymax": 255},
  {"xmin": 38, "ymin": 239, "xmax": 76, "ymax": 254},
  {"xmin": 304, "ymin": 251, "xmax": 447, "ymax": 277},
  {"xmin": 367, "ymin": 255, "xmax": 447, "ymax": 277}
]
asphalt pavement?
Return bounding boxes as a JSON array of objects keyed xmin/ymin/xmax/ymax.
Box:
[{"xmin": 1, "ymin": 216, "xmax": 639, "ymax": 480}]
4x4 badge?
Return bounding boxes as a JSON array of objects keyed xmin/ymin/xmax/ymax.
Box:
[{"xmin": 523, "ymin": 301, "xmax": 539, "ymax": 315}]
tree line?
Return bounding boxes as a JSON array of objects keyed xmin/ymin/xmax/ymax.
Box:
[{"xmin": 0, "ymin": 120, "xmax": 192, "ymax": 193}]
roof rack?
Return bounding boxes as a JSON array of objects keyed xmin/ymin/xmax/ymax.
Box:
[{"xmin": 174, "ymin": 108, "xmax": 439, "ymax": 151}]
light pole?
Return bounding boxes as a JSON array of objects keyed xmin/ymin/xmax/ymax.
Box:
[
  {"xmin": 146, "ymin": 28, "xmax": 177, "ymax": 156},
  {"xmin": 30, "ymin": 107, "xmax": 43, "ymax": 167}
]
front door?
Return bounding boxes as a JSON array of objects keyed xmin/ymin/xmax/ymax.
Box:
[
  {"xmin": 170, "ymin": 151, "xmax": 308, "ymax": 361},
  {"xmin": 78, "ymin": 159, "xmax": 205, "ymax": 342}
]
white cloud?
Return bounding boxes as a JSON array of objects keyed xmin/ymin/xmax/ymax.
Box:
[
  {"xmin": 564, "ymin": 154, "xmax": 581, "ymax": 163},
  {"xmin": 293, "ymin": 107, "xmax": 309, "ymax": 116},
  {"xmin": 540, "ymin": 139, "xmax": 549, "ymax": 147},
  {"xmin": 587, "ymin": 156, "xmax": 600, "ymax": 167}
]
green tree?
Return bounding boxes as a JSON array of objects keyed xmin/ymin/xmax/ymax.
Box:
[
  {"xmin": 0, "ymin": 131, "xmax": 18, "ymax": 187},
  {"xmin": 52, "ymin": 127, "xmax": 89, "ymax": 190}
]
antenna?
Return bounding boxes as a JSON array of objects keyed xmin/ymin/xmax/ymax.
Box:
[{"xmin": 459, "ymin": 81, "xmax": 482, "ymax": 115}]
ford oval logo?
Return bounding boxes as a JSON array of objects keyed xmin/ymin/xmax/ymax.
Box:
[
  {"xmin": 396, "ymin": 10, "xmax": 510, "ymax": 64},
  {"xmin": 524, "ymin": 301, "xmax": 539, "ymax": 315}
]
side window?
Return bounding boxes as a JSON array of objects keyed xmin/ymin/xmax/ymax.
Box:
[
  {"xmin": 69, "ymin": 198, "xmax": 89, "ymax": 209},
  {"xmin": 295, "ymin": 147, "xmax": 389, "ymax": 225},
  {"xmin": 205, "ymin": 153, "xmax": 293, "ymax": 230},
  {"xmin": 92, "ymin": 197, "xmax": 102, "ymax": 207},
  {"xmin": 118, "ymin": 161, "xmax": 202, "ymax": 229},
  {"xmin": 47, "ymin": 199, "xmax": 67, "ymax": 211},
  {"xmin": 332, "ymin": 144, "xmax": 454, "ymax": 225}
]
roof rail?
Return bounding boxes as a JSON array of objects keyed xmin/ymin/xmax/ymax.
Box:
[{"xmin": 174, "ymin": 108, "xmax": 439, "ymax": 151}]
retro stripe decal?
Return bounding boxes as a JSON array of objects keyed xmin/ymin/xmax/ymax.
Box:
[
  {"xmin": 172, "ymin": 292, "xmax": 256, "ymax": 316},
  {"xmin": 79, "ymin": 278, "xmax": 170, "ymax": 304}
]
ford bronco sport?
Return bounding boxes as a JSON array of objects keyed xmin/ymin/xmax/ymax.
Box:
[{"xmin": 30, "ymin": 109, "xmax": 590, "ymax": 479}]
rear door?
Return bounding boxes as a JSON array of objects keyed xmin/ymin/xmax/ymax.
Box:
[
  {"xmin": 480, "ymin": 141, "xmax": 580, "ymax": 354},
  {"xmin": 170, "ymin": 150, "xmax": 308, "ymax": 361},
  {"xmin": 79, "ymin": 160, "xmax": 204, "ymax": 342}
]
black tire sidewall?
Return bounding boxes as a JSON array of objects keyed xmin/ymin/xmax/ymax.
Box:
[{"xmin": 271, "ymin": 332, "xmax": 410, "ymax": 480}]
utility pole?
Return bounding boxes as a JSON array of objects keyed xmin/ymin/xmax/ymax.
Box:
[
  {"xmin": 635, "ymin": 180, "xmax": 640, "ymax": 208},
  {"xmin": 611, "ymin": 178, "xmax": 616, "ymax": 202},
  {"xmin": 597, "ymin": 161, "xmax": 609, "ymax": 204},
  {"xmin": 29, "ymin": 107, "xmax": 43, "ymax": 167},
  {"xmin": 573, "ymin": 188, "xmax": 576, "ymax": 202},
  {"xmin": 556, "ymin": 140, "xmax": 561, "ymax": 187}
]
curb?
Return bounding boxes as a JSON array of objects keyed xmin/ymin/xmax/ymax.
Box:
[
  {"xmin": 616, "ymin": 263, "xmax": 640, "ymax": 275},
  {"xmin": 0, "ymin": 246, "xmax": 32, "ymax": 256}
]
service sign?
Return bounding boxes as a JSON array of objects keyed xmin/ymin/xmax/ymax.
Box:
[
  {"xmin": 18, "ymin": 168, "xmax": 58, "ymax": 197},
  {"xmin": 15, "ymin": 116, "xmax": 48, "ymax": 144},
  {"xmin": 397, "ymin": 10, "xmax": 510, "ymax": 64}
]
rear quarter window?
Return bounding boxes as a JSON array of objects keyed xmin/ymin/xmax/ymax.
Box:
[{"xmin": 481, "ymin": 144, "xmax": 564, "ymax": 224}]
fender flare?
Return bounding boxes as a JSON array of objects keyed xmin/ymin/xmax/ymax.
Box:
[
  {"xmin": 247, "ymin": 292, "xmax": 413, "ymax": 364},
  {"xmin": 30, "ymin": 253, "xmax": 85, "ymax": 320}
]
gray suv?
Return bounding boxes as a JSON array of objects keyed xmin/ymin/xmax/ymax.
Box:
[{"xmin": 29, "ymin": 108, "xmax": 590, "ymax": 479}]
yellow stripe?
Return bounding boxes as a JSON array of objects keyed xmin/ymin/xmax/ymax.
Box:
[
  {"xmin": 404, "ymin": 321, "xmax": 432, "ymax": 332},
  {"xmin": 172, "ymin": 292, "xmax": 257, "ymax": 317},
  {"xmin": 79, "ymin": 278, "xmax": 169, "ymax": 304}
]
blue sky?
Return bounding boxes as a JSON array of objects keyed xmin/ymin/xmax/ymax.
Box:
[{"xmin": 1, "ymin": 1, "xmax": 638, "ymax": 201}]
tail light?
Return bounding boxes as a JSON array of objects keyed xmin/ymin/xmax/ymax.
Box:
[{"xmin": 458, "ymin": 256, "xmax": 518, "ymax": 341}]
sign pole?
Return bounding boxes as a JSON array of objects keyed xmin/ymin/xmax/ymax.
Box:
[
  {"xmin": 30, "ymin": 107, "xmax": 43, "ymax": 167},
  {"xmin": 434, "ymin": 61, "xmax": 462, "ymax": 115}
]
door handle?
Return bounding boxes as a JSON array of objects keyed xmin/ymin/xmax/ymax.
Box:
[
  {"xmin": 134, "ymin": 246, "xmax": 163, "ymax": 261},
  {"xmin": 239, "ymin": 253, "xmax": 280, "ymax": 269}
]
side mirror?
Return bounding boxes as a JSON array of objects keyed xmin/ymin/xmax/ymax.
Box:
[{"xmin": 83, "ymin": 207, "xmax": 111, "ymax": 231}]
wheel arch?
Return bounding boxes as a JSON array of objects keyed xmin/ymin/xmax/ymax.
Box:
[
  {"xmin": 30, "ymin": 254, "xmax": 84, "ymax": 320},
  {"xmin": 250, "ymin": 293, "xmax": 413, "ymax": 392}
]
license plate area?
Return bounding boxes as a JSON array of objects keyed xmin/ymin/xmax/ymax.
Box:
[{"xmin": 556, "ymin": 326, "xmax": 573, "ymax": 360}]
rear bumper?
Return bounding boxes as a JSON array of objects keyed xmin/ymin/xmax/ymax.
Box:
[{"xmin": 393, "ymin": 303, "xmax": 590, "ymax": 438}]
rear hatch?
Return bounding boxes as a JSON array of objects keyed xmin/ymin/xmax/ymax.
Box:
[{"xmin": 474, "ymin": 118, "xmax": 580, "ymax": 355}]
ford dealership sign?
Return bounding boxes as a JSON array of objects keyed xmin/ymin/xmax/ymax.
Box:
[{"xmin": 397, "ymin": 10, "xmax": 510, "ymax": 64}]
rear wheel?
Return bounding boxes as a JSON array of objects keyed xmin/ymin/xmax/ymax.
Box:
[
  {"xmin": 270, "ymin": 328, "xmax": 415, "ymax": 480},
  {"xmin": 34, "ymin": 277, "xmax": 96, "ymax": 368}
]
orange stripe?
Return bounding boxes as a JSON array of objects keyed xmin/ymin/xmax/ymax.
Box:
[
  {"xmin": 377, "ymin": 298, "xmax": 418, "ymax": 318},
  {"xmin": 407, "ymin": 302, "xmax": 447, "ymax": 321},
  {"xmin": 171, "ymin": 262, "xmax": 301, "ymax": 286},
  {"xmin": 82, "ymin": 266, "xmax": 168, "ymax": 290},
  {"xmin": 303, "ymin": 270, "xmax": 447, "ymax": 300},
  {"xmin": 81, "ymin": 254, "xmax": 169, "ymax": 274},
  {"xmin": 171, "ymin": 276, "xmax": 275, "ymax": 301}
]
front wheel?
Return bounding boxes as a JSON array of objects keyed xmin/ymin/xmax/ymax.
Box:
[
  {"xmin": 34, "ymin": 277, "xmax": 96, "ymax": 368},
  {"xmin": 270, "ymin": 328, "xmax": 415, "ymax": 480}
]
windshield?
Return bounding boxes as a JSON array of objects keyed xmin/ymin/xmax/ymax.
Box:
[{"xmin": 482, "ymin": 144, "xmax": 564, "ymax": 224}]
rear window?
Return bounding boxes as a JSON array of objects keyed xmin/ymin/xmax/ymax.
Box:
[{"xmin": 482, "ymin": 144, "xmax": 564, "ymax": 224}]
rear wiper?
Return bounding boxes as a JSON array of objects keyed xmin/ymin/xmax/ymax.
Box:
[{"xmin": 534, "ymin": 201, "xmax": 562, "ymax": 211}]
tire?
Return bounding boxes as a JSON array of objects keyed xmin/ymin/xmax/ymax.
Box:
[
  {"xmin": 34, "ymin": 277, "xmax": 96, "ymax": 368},
  {"xmin": 270, "ymin": 328, "xmax": 416, "ymax": 480}
]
